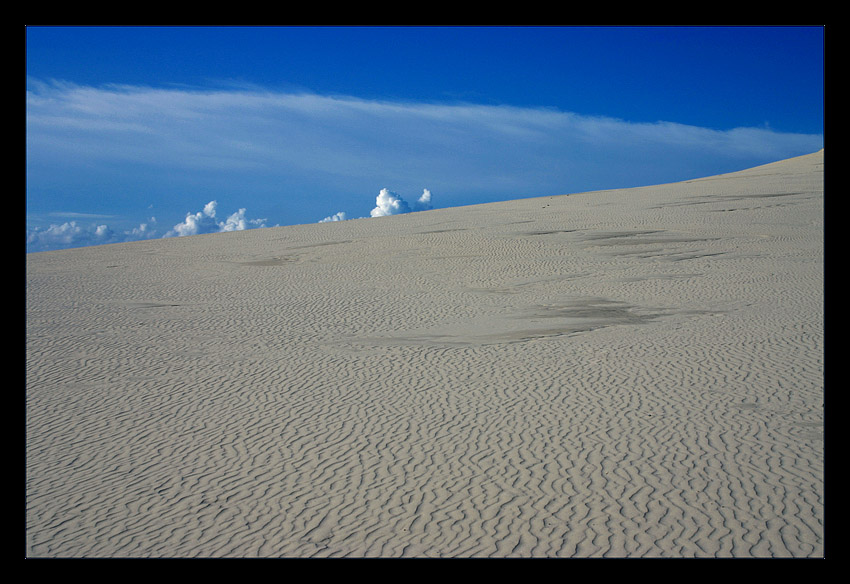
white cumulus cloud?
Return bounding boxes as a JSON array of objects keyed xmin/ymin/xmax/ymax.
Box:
[
  {"xmin": 370, "ymin": 188, "xmax": 433, "ymax": 217},
  {"xmin": 319, "ymin": 211, "xmax": 348, "ymax": 223},
  {"xmin": 26, "ymin": 221, "xmax": 112, "ymax": 250},
  {"xmin": 26, "ymin": 202, "xmax": 268, "ymax": 252},
  {"xmin": 165, "ymin": 201, "xmax": 266, "ymax": 237}
]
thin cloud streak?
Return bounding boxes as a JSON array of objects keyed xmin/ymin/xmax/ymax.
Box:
[{"xmin": 27, "ymin": 80, "xmax": 822, "ymax": 180}]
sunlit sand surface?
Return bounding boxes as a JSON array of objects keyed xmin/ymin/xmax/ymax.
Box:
[{"xmin": 26, "ymin": 151, "xmax": 824, "ymax": 557}]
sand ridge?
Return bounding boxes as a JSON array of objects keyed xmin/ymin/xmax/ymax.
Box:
[{"xmin": 26, "ymin": 151, "xmax": 824, "ymax": 557}]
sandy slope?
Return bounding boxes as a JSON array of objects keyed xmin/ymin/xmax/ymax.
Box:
[{"xmin": 26, "ymin": 150, "xmax": 824, "ymax": 557}]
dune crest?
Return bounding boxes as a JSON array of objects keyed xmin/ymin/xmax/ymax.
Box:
[{"xmin": 27, "ymin": 151, "xmax": 824, "ymax": 557}]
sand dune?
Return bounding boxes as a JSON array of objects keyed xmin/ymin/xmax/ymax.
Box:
[{"xmin": 26, "ymin": 150, "xmax": 824, "ymax": 557}]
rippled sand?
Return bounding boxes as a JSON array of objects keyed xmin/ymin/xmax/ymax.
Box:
[{"xmin": 26, "ymin": 150, "xmax": 824, "ymax": 557}]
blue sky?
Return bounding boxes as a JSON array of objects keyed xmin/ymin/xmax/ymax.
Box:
[{"xmin": 26, "ymin": 26, "xmax": 824, "ymax": 252}]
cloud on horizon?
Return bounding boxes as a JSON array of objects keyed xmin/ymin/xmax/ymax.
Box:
[
  {"xmin": 318, "ymin": 187, "xmax": 433, "ymax": 225},
  {"xmin": 26, "ymin": 201, "xmax": 268, "ymax": 252},
  {"xmin": 318, "ymin": 211, "xmax": 348, "ymax": 223},
  {"xmin": 371, "ymin": 188, "xmax": 432, "ymax": 217},
  {"xmin": 26, "ymin": 79, "xmax": 823, "ymax": 252},
  {"xmin": 164, "ymin": 200, "xmax": 267, "ymax": 238}
]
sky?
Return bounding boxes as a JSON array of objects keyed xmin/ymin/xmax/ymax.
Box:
[{"xmin": 25, "ymin": 26, "xmax": 824, "ymax": 252}]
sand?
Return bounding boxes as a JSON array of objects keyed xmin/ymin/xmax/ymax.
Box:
[{"xmin": 26, "ymin": 150, "xmax": 824, "ymax": 558}]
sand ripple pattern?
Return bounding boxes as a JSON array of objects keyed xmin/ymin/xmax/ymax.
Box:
[{"xmin": 27, "ymin": 152, "xmax": 824, "ymax": 556}]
